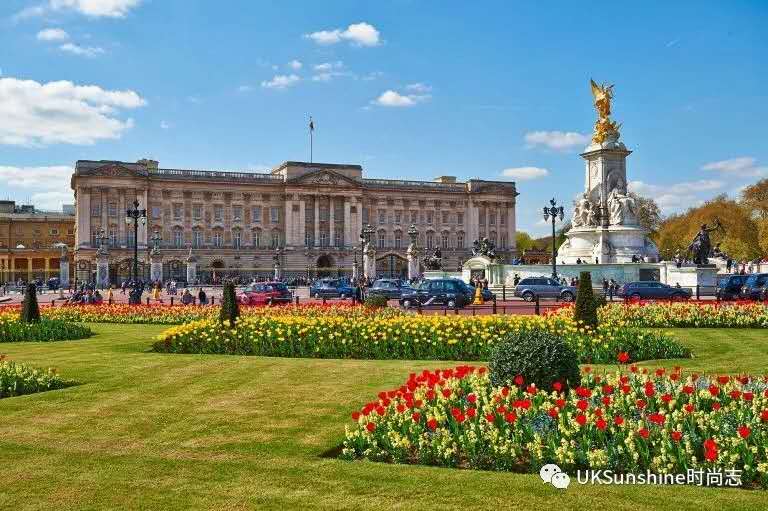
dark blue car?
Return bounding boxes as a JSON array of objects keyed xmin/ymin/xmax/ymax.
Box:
[
  {"xmin": 617, "ymin": 281, "xmax": 691, "ymax": 300},
  {"xmin": 716, "ymin": 274, "xmax": 749, "ymax": 300},
  {"xmin": 740, "ymin": 273, "xmax": 768, "ymax": 301},
  {"xmin": 310, "ymin": 279, "xmax": 355, "ymax": 299}
]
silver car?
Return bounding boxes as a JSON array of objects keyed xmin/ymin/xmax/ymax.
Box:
[{"xmin": 513, "ymin": 277, "xmax": 577, "ymax": 302}]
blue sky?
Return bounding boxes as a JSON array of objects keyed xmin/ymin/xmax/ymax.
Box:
[{"xmin": 1, "ymin": 0, "xmax": 766, "ymax": 236}]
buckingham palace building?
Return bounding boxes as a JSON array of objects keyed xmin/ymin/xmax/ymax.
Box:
[{"xmin": 71, "ymin": 158, "xmax": 518, "ymax": 283}]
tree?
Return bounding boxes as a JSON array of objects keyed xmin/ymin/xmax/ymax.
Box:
[
  {"xmin": 515, "ymin": 232, "xmax": 536, "ymax": 253},
  {"xmin": 20, "ymin": 283, "xmax": 41, "ymax": 323},
  {"xmin": 219, "ymin": 280, "xmax": 240, "ymax": 326},
  {"xmin": 656, "ymin": 195, "xmax": 761, "ymax": 261},
  {"xmin": 573, "ymin": 272, "xmax": 598, "ymax": 329},
  {"xmin": 629, "ymin": 193, "xmax": 662, "ymax": 235},
  {"xmin": 740, "ymin": 179, "xmax": 768, "ymax": 255}
]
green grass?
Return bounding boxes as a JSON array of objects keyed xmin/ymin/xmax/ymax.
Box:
[{"xmin": 0, "ymin": 324, "xmax": 767, "ymax": 510}]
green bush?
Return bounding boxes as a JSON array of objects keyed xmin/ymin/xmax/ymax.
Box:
[
  {"xmin": 0, "ymin": 357, "xmax": 71, "ymax": 398},
  {"xmin": 218, "ymin": 280, "xmax": 240, "ymax": 326},
  {"xmin": 488, "ymin": 329, "xmax": 580, "ymax": 391},
  {"xmin": 574, "ymin": 271, "xmax": 598, "ymax": 329},
  {"xmin": 363, "ymin": 294, "xmax": 388, "ymax": 308},
  {"xmin": 20, "ymin": 283, "xmax": 41, "ymax": 323}
]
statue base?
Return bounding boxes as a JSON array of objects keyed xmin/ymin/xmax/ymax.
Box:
[{"xmin": 558, "ymin": 225, "xmax": 659, "ymax": 264}]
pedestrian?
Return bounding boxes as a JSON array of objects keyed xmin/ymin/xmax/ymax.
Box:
[
  {"xmin": 198, "ymin": 287, "xmax": 208, "ymax": 305},
  {"xmin": 106, "ymin": 285, "xmax": 114, "ymax": 304}
]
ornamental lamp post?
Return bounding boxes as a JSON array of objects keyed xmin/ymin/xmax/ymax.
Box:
[
  {"xmin": 359, "ymin": 223, "xmax": 374, "ymax": 281},
  {"xmin": 125, "ymin": 199, "xmax": 147, "ymax": 285},
  {"xmin": 543, "ymin": 198, "xmax": 565, "ymax": 279}
]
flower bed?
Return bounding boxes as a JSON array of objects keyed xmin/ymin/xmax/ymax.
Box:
[
  {"xmin": 153, "ymin": 314, "xmax": 689, "ymax": 364},
  {"xmin": 0, "ymin": 312, "xmax": 92, "ymax": 342},
  {"xmin": 0, "ymin": 356, "xmax": 71, "ymax": 398},
  {"xmin": 341, "ymin": 364, "xmax": 768, "ymax": 488},
  {"xmin": 550, "ymin": 302, "xmax": 768, "ymax": 329}
]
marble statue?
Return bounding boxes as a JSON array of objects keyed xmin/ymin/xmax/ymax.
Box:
[
  {"xmin": 572, "ymin": 194, "xmax": 599, "ymax": 228},
  {"xmin": 607, "ymin": 187, "xmax": 636, "ymax": 225}
]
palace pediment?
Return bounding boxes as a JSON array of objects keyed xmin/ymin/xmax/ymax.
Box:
[
  {"xmin": 288, "ymin": 169, "xmax": 360, "ymax": 188},
  {"xmin": 83, "ymin": 163, "xmax": 147, "ymax": 178}
]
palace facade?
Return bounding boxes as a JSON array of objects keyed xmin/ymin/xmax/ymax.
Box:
[
  {"xmin": 0, "ymin": 200, "xmax": 75, "ymax": 284},
  {"xmin": 71, "ymin": 159, "xmax": 518, "ymax": 283}
]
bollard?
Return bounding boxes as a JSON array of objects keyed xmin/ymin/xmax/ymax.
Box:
[
  {"xmin": 170, "ymin": 296, "xmax": 174, "ymax": 306},
  {"xmin": 109, "ymin": 297, "xmax": 113, "ymax": 305},
  {"xmin": 696, "ymin": 285, "xmax": 700, "ymax": 300},
  {"xmin": 502, "ymin": 285, "xmax": 506, "ymax": 302},
  {"xmin": 443, "ymin": 306, "xmax": 447, "ymax": 316},
  {"xmin": 322, "ymin": 296, "xmax": 327, "ymax": 305},
  {"xmin": 609, "ymin": 287, "xmax": 613, "ymax": 301},
  {"xmin": 492, "ymin": 297, "xmax": 497, "ymax": 314},
  {"xmin": 146, "ymin": 297, "xmax": 150, "ymax": 305},
  {"xmin": 295, "ymin": 296, "xmax": 299, "ymax": 305},
  {"xmin": 51, "ymin": 299, "xmax": 55, "ymax": 307},
  {"xmin": 211, "ymin": 296, "xmax": 215, "ymax": 305},
  {"xmin": 454, "ymin": 306, "xmax": 459, "ymax": 315},
  {"xmin": 535, "ymin": 295, "xmax": 540, "ymax": 315}
]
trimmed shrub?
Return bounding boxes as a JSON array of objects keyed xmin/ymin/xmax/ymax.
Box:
[
  {"xmin": 488, "ymin": 329, "xmax": 580, "ymax": 391},
  {"xmin": 218, "ymin": 280, "xmax": 240, "ymax": 326},
  {"xmin": 363, "ymin": 294, "xmax": 388, "ymax": 308},
  {"xmin": 574, "ymin": 271, "xmax": 598, "ymax": 329},
  {"xmin": 20, "ymin": 283, "xmax": 41, "ymax": 323},
  {"xmin": 0, "ymin": 356, "xmax": 71, "ymax": 398}
]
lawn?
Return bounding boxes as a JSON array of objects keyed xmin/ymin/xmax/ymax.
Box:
[{"xmin": 0, "ymin": 324, "xmax": 767, "ymax": 510}]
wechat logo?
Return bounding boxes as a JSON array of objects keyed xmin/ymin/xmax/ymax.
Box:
[{"xmin": 540, "ymin": 463, "xmax": 570, "ymax": 490}]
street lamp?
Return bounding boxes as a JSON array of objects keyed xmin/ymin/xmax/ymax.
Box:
[
  {"xmin": 543, "ymin": 198, "xmax": 565, "ymax": 279},
  {"xmin": 359, "ymin": 223, "xmax": 374, "ymax": 282},
  {"xmin": 125, "ymin": 199, "xmax": 147, "ymax": 284}
]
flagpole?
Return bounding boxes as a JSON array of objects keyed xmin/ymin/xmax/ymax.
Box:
[{"xmin": 309, "ymin": 115, "xmax": 314, "ymax": 164}]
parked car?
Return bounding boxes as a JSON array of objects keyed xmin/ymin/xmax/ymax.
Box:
[
  {"xmin": 46, "ymin": 277, "xmax": 61, "ymax": 291},
  {"xmin": 238, "ymin": 282, "xmax": 292, "ymax": 305},
  {"xmin": 399, "ymin": 278, "xmax": 473, "ymax": 309},
  {"xmin": 513, "ymin": 277, "xmax": 577, "ymax": 302},
  {"xmin": 740, "ymin": 273, "xmax": 768, "ymax": 301},
  {"xmin": 716, "ymin": 274, "xmax": 749, "ymax": 300},
  {"xmin": 310, "ymin": 279, "xmax": 355, "ymax": 299},
  {"xmin": 617, "ymin": 281, "xmax": 691, "ymax": 300},
  {"xmin": 367, "ymin": 279, "xmax": 414, "ymax": 300}
]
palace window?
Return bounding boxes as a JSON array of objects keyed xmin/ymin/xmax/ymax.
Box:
[
  {"xmin": 442, "ymin": 211, "xmax": 450, "ymax": 224},
  {"xmin": 91, "ymin": 204, "xmax": 101, "ymax": 217},
  {"xmin": 252, "ymin": 206, "xmax": 262, "ymax": 224},
  {"xmin": 500, "ymin": 212, "xmax": 506, "ymax": 225},
  {"xmin": 490, "ymin": 231, "xmax": 497, "ymax": 246},
  {"xmin": 49, "ymin": 228, "xmax": 59, "ymax": 236},
  {"xmin": 320, "ymin": 232, "xmax": 328, "ymax": 247},
  {"xmin": 305, "ymin": 232, "xmax": 313, "ymax": 247},
  {"xmin": 193, "ymin": 229, "xmax": 203, "ymax": 248},
  {"xmin": 334, "ymin": 231, "xmax": 343, "ymax": 248},
  {"xmin": 212, "ymin": 230, "xmax": 223, "ymax": 248},
  {"xmin": 319, "ymin": 207, "xmax": 329, "ymax": 222},
  {"xmin": 213, "ymin": 205, "xmax": 223, "ymax": 222},
  {"xmin": 442, "ymin": 232, "xmax": 449, "ymax": 249},
  {"xmin": 394, "ymin": 231, "xmax": 402, "ymax": 249},
  {"xmin": 232, "ymin": 230, "xmax": 242, "ymax": 249},
  {"xmin": 253, "ymin": 229, "xmax": 262, "ymax": 248},
  {"xmin": 270, "ymin": 207, "xmax": 279, "ymax": 224},
  {"xmin": 377, "ymin": 230, "xmax": 386, "ymax": 249},
  {"xmin": 173, "ymin": 229, "xmax": 183, "ymax": 248},
  {"xmin": 395, "ymin": 210, "xmax": 402, "ymax": 224},
  {"xmin": 271, "ymin": 230, "xmax": 281, "ymax": 248},
  {"xmin": 151, "ymin": 206, "xmax": 161, "ymax": 219},
  {"xmin": 479, "ymin": 209, "xmax": 486, "ymax": 225},
  {"xmin": 193, "ymin": 204, "xmax": 203, "ymax": 220},
  {"xmin": 410, "ymin": 211, "xmax": 418, "ymax": 224},
  {"xmin": 173, "ymin": 204, "xmax": 183, "ymax": 220},
  {"xmin": 457, "ymin": 232, "xmax": 464, "ymax": 249},
  {"xmin": 378, "ymin": 209, "xmax": 386, "ymax": 225},
  {"xmin": 127, "ymin": 230, "xmax": 135, "ymax": 247},
  {"xmin": 489, "ymin": 210, "xmax": 496, "ymax": 225},
  {"xmin": 457, "ymin": 212, "xmax": 464, "ymax": 225},
  {"xmin": 108, "ymin": 202, "xmax": 117, "ymax": 217},
  {"xmin": 426, "ymin": 232, "xmax": 434, "ymax": 250},
  {"xmin": 108, "ymin": 230, "xmax": 117, "ymax": 247},
  {"xmin": 426, "ymin": 211, "xmax": 434, "ymax": 224},
  {"xmin": 500, "ymin": 233, "xmax": 507, "ymax": 249},
  {"xmin": 232, "ymin": 206, "xmax": 243, "ymax": 222}
]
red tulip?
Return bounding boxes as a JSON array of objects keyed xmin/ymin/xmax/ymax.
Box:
[
  {"xmin": 596, "ymin": 418, "xmax": 607, "ymax": 430},
  {"xmin": 738, "ymin": 425, "xmax": 751, "ymax": 439},
  {"xmin": 505, "ymin": 412, "xmax": 517, "ymax": 424},
  {"xmin": 514, "ymin": 374, "xmax": 524, "ymax": 386},
  {"xmin": 575, "ymin": 414, "xmax": 587, "ymax": 426},
  {"xmin": 412, "ymin": 412, "xmax": 421, "ymax": 423},
  {"xmin": 617, "ymin": 352, "xmax": 630, "ymax": 364},
  {"xmin": 427, "ymin": 418, "xmax": 438, "ymax": 430},
  {"xmin": 577, "ymin": 399, "xmax": 589, "ymax": 411},
  {"xmin": 638, "ymin": 428, "xmax": 649, "ymax": 439},
  {"xmin": 366, "ymin": 422, "xmax": 376, "ymax": 432},
  {"xmin": 351, "ymin": 411, "xmax": 361, "ymax": 421},
  {"xmin": 670, "ymin": 431, "xmax": 682, "ymax": 442},
  {"xmin": 552, "ymin": 381, "xmax": 563, "ymax": 392},
  {"xmin": 614, "ymin": 415, "xmax": 624, "ymax": 426}
]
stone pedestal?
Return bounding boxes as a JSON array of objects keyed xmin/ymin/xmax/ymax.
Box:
[
  {"xmin": 59, "ymin": 257, "xmax": 70, "ymax": 288},
  {"xmin": 663, "ymin": 263, "xmax": 718, "ymax": 289},
  {"xmin": 96, "ymin": 254, "xmax": 109, "ymax": 289},
  {"xmin": 560, "ymin": 225, "xmax": 659, "ymax": 264},
  {"xmin": 274, "ymin": 264, "xmax": 282, "ymax": 281},
  {"xmin": 407, "ymin": 244, "xmax": 420, "ymax": 280},
  {"xmin": 186, "ymin": 261, "xmax": 197, "ymax": 285},
  {"xmin": 150, "ymin": 254, "xmax": 163, "ymax": 283},
  {"xmin": 363, "ymin": 244, "xmax": 376, "ymax": 281}
]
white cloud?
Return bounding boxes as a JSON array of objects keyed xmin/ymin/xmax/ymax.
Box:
[
  {"xmin": 361, "ymin": 71, "xmax": 384, "ymax": 81},
  {"xmin": 701, "ymin": 156, "xmax": 767, "ymax": 177},
  {"xmin": 314, "ymin": 61, "xmax": 343, "ymax": 72},
  {"xmin": 20, "ymin": 0, "xmax": 142, "ymax": 19},
  {"xmin": 58, "ymin": 42, "xmax": 105, "ymax": 57},
  {"xmin": 500, "ymin": 166, "xmax": 549, "ymax": 180},
  {"xmin": 524, "ymin": 131, "xmax": 590, "ymax": 151},
  {"xmin": 37, "ymin": 28, "xmax": 69, "ymax": 41},
  {"xmin": 0, "ymin": 165, "xmax": 72, "ymax": 189},
  {"xmin": 629, "ymin": 179, "xmax": 724, "ymax": 196},
  {"xmin": 405, "ymin": 83, "xmax": 432, "ymax": 93},
  {"xmin": 287, "ymin": 60, "xmax": 303, "ymax": 70},
  {"xmin": 0, "ymin": 77, "xmax": 145, "ymax": 146},
  {"xmin": 372, "ymin": 86, "xmax": 431, "ymax": 107},
  {"xmin": 32, "ymin": 191, "xmax": 75, "ymax": 210},
  {"xmin": 261, "ymin": 74, "xmax": 300, "ymax": 90},
  {"xmin": 311, "ymin": 61, "xmax": 349, "ymax": 82},
  {"xmin": 305, "ymin": 22, "xmax": 381, "ymax": 47},
  {"xmin": 160, "ymin": 120, "xmax": 170, "ymax": 129}
]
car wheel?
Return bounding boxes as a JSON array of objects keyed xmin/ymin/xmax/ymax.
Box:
[
  {"xmin": 522, "ymin": 291, "xmax": 534, "ymax": 302},
  {"xmin": 313, "ymin": 292, "xmax": 321, "ymax": 299},
  {"xmin": 266, "ymin": 297, "xmax": 273, "ymax": 306},
  {"xmin": 671, "ymin": 293, "xmax": 686, "ymax": 301},
  {"xmin": 560, "ymin": 291, "xmax": 574, "ymax": 302},
  {"xmin": 339, "ymin": 293, "xmax": 346, "ymax": 299},
  {"xmin": 447, "ymin": 298, "xmax": 457, "ymax": 309},
  {"xmin": 630, "ymin": 293, "xmax": 642, "ymax": 300},
  {"xmin": 402, "ymin": 299, "xmax": 412, "ymax": 309}
]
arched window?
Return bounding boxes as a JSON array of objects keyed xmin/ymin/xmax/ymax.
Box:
[
  {"xmin": 377, "ymin": 230, "xmax": 386, "ymax": 249},
  {"xmin": 252, "ymin": 229, "xmax": 262, "ymax": 248},
  {"xmin": 173, "ymin": 228, "xmax": 183, "ymax": 248},
  {"xmin": 305, "ymin": 232, "xmax": 312, "ymax": 247},
  {"xmin": 441, "ymin": 231, "xmax": 449, "ymax": 249},
  {"xmin": 193, "ymin": 229, "xmax": 203, "ymax": 248},
  {"xmin": 490, "ymin": 231, "xmax": 497, "ymax": 246},
  {"xmin": 320, "ymin": 232, "xmax": 328, "ymax": 247},
  {"xmin": 232, "ymin": 229, "xmax": 242, "ymax": 249},
  {"xmin": 271, "ymin": 230, "xmax": 281, "ymax": 248},
  {"xmin": 334, "ymin": 231, "xmax": 342, "ymax": 248},
  {"xmin": 457, "ymin": 232, "xmax": 465, "ymax": 249},
  {"xmin": 500, "ymin": 233, "xmax": 507, "ymax": 249},
  {"xmin": 212, "ymin": 230, "xmax": 223, "ymax": 248},
  {"xmin": 394, "ymin": 231, "xmax": 402, "ymax": 249},
  {"xmin": 426, "ymin": 232, "xmax": 434, "ymax": 250}
]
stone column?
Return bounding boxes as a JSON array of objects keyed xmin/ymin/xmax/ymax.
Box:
[
  {"xmin": 101, "ymin": 189, "xmax": 108, "ymax": 237},
  {"xmin": 467, "ymin": 199, "xmax": 479, "ymax": 245},
  {"xmin": 150, "ymin": 252, "xmax": 163, "ymax": 282},
  {"xmin": 59, "ymin": 255, "xmax": 70, "ymax": 288},
  {"xmin": 138, "ymin": 189, "xmax": 149, "ymax": 247},
  {"xmin": 343, "ymin": 199, "xmax": 351, "ymax": 249},
  {"xmin": 76, "ymin": 187, "xmax": 91, "ymax": 247},
  {"xmin": 507, "ymin": 205, "xmax": 516, "ymax": 253},
  {"xmin": 329, "ymin": 197, "xmax": 335, "ymax": 247},
  {"xmin": 284, "ymin": 198, "xmax": 293, "ymax": 246},
  {"xmin": 313, "ymin": 196, "xmax": 320, "ymax": 247},
  {"xmin": 118, "ymin": 189, "xmax": 126, "ymax": 247},
  {"xmin": 363, "ymin": 242, "xmax": 376, "ymax": 280},
  {"xmin": 96, "ymin": 253, "xmax": 109, "ymax": 289},
  {"xmin": 298, "ymin": 198, "xmax": 306, "ymax": 247}
]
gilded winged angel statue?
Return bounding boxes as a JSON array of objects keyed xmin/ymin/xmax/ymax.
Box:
[{"xmin": 590, "ymin": 79, "xmax": 621, "ymax": 144}]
